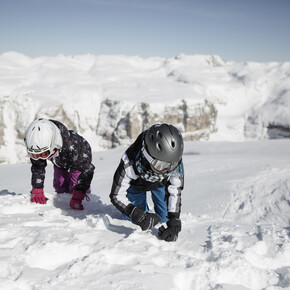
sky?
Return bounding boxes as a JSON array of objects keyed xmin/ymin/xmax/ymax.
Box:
[{"xmin": 0, "ymin": 0, "xmax": 290, "ymax": 62}]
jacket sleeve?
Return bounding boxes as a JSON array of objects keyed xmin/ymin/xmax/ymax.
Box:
[
  {"xmin": 166, "ymin": 161, "xmax": 184, "ymax": 219},
  {"xmin": 31, "ymin": 158, "xmax": 47, "ymax": 189},
  {"xmin": 109, "ymin": 153, "xmax": 139, "ymax": 216},
  {"xmin": 74, "ymin": 138, "xmax": 95, "ymax": 193},
  {"xmin": 74, "ymin": 162, "xmax": 95, "ymax": 193}
]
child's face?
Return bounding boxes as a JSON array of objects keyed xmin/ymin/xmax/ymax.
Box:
[{"xmin": 150, "ymin": 164, "xmax": 169, "ymax": 175}]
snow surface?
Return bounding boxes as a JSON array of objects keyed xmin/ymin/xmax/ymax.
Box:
[
  {"xmin": 1, "ymin": 140, "xmax": 290, "ymax": 290},
  {"xmin": 0, "ymin": 52, "xmax": 290, "ymax": 289}
]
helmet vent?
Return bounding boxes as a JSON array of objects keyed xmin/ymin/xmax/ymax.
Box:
[
  {"xmin": 150, "ymin": 133, "xmax": 154, "ymax": 140},
  {"xmin": 157, "ymin": 143, "xmax": 162, "ymax": 151},
  {"xmin": 157, "ymin": 131, "xmax": 163, "ymax": 139},
  {"xmin": 171, "ymin": 140, "xmax": 176, "ymax": 148}
]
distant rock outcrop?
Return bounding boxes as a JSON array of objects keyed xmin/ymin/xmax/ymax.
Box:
[{"xmin": 98, "ymin": 99, "xmax": 217, "ymax": 148}]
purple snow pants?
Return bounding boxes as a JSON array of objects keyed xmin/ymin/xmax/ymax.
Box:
[{"xmin": 53, "ymin": 165, "xmax": 91, "ymax": 194}]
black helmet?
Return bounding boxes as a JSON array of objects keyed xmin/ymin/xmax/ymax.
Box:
[{"xmin": 143, "ymin": 123, "xmax": 184, "ymax": 172}]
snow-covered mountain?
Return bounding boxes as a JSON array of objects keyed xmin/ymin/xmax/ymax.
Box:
[{"xmin": 1, "ymin": 52, "xmax": 290, "ymax": 164}]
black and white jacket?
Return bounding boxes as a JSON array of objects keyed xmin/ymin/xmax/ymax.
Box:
[
  {"xmin": 30, "ymin": 120, "xmax": 95, "ymax": 193},
  {"xmin": 110, "ymin": 132, "xmax": 184, "ymax": 219}
]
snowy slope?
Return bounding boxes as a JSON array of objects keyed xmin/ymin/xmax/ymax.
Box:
[{"xmin": 1, "ymin": 140, "xmax": 290, "ymax": 290}]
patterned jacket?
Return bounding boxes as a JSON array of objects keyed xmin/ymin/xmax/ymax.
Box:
[
  {"xmin": 110, "ymin": 132, "xmax": 184, "ymax": 219},
  {"xmin": 30, "ymin": 120, "xmax": 95, "ymax": 193}
]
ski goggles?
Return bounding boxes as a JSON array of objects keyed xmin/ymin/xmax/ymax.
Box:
[
  {"xmin": 28, "ymin": 148, "xmax": 57, "ymax": 160},
  {"xmin": 141, "ymin": 146, "xmax": 179, "ymax": 172}
]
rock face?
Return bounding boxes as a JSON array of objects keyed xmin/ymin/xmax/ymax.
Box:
[
  {"xmin": 244, "ymin": 93, "xmax": 290, "ymax": 140},
  {"xmin": 0, "ymin": 96, "xmax": 38, "ymax": 163},
  {"xmin": 98, "ymin": 99, "xmax": 217, "ymax": 148}
]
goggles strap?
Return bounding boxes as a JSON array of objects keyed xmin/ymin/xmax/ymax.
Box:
[{"xmin": 141, "ymin": 146, "xmax": 154, "ymax": 164}]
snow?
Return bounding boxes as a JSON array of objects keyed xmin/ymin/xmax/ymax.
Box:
[
  {"xmin": 0, "ymin": 52, "xmax": 290, "ymax": 289},
  {"xmin": 1, "ymin": 140, "xmax": 290, "ymax": 290}
]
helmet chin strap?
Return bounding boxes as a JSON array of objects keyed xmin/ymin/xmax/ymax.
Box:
[{"xmin": 48, "ymin": 149, "xmax": 59, "ymax": 159}]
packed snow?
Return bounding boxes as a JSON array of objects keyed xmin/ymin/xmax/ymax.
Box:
[
  {"xmin": 0, "ymin": 140, "xmax": 290, "ymax": 290},
  {"xmin": 0, "ymin": 52, "xmax": 290, "ymax": 289}
]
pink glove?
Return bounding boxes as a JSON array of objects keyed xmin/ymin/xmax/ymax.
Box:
[
  {"xmin": 69, "ymin": 189, "xmax": 90, "ymax": 210},
  {"xmin": 31, "ymin": 188, "xmax": 47, "ymax": 204}
]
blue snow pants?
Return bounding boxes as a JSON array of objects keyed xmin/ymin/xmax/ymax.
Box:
[{"xmin": 124, "ymin": 186, "xmax": 168, "ymax": 223}]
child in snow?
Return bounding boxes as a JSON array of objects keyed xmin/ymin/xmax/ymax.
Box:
[
  {"xmin": 24, "ymin": 118, "xmax": 95, "ymax": 210},
  {"xmin": 110, "ymin": 123, "xmax": 184, "ymax": 242}
]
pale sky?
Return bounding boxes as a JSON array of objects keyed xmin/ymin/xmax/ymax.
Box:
[{"xmin": 1, "ymin": 0, "xmax": 289, "ymax": 62}]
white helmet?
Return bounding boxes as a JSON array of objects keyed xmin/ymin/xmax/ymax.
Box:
[{"xmin": 24, "ymin": 118, "xmax": 63, "ymax": 160}]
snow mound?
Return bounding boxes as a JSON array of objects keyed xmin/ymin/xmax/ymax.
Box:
[{"xmin": 224, "ymin": 168, "xmax": 290, "ymax": 225}]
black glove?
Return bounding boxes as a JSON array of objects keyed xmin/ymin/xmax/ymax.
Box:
[
  {"xmin": 158, "ymin": 218, "xmax": 181, "ymax": 242},
  {"xmin": 129, "ymin": 206, "xmax": 161, "ymax": 231}
]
